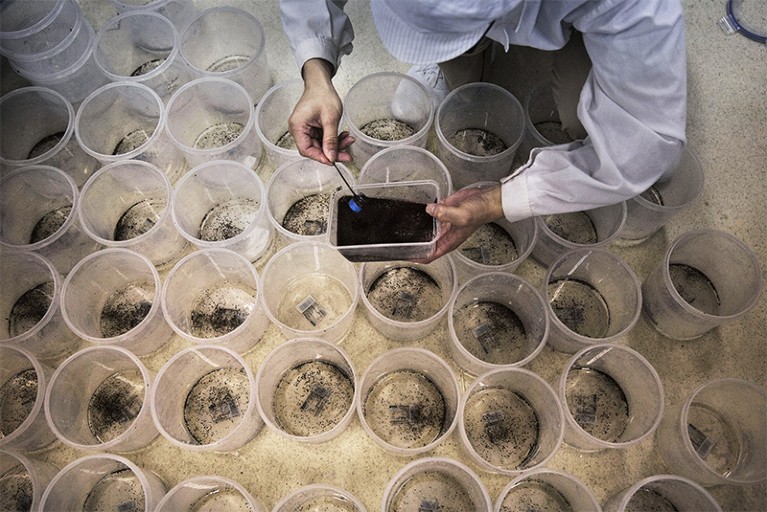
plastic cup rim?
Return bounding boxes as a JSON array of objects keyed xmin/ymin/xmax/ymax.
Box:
[
  {"xmin": 0, "ymin": 346, "xmax": 48, "ymax": 448},
  {"xmin": 254, "ymin": 78, "xmax": 303, "ymax": 158}
]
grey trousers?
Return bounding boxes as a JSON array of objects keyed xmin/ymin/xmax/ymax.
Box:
[{"xmin": 437, "ymin": 31, "xmax": 591, "ymax": 140}]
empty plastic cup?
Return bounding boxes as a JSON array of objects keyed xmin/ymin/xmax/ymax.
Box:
[
  {"xmin": 343, "ymin": 71, "xmax": 434, "ymax": 168},
  {"xmin": 543, "ymin": 249, "xmax": 642, "ymax": 354},
  {"xmin": 75, "ymin": 81, "xmax": 186, "ymax": 182},
  {"xmin": 359, "ymin": 256, "xmax": 457, "ymax": 343},
  {"xmin": 256, "ymin": 338, "xmax": 357, "ymax": 443},
  {"xmin": 273, "ymin": 484, "xmax": 366, "ymax": 512},
  {"xmin": 358, "ymin": 144, "xmax": 453, "ymax": 198},
  {"xmin": 532, "ymin": 201, "xmax": 627, "ymax": 268},
  {"xmin": 94, "ymin": 11, "xmax": 191, "ymax": 101},
  {"xmin": 0, "ymin": 86, "xmax": 99, "ymax": 187},
  {"xmin": 39, "ymin": 453, "xmax": 167, "ymax": 511},
  {"xmin": 266, "ymin": 158, "xmax": 356, "ymax": 245},
  {"xmin": 0, "ymin": 252, "xmax": 78, "ymax": 360},
  {"xmin": 179, "ymin": 7, "xmax": 271, "ymax": 105},
  {"xmin": 156, "ymin": 475, "xmax": 265, "ymax": 512},
  {"xmin": 451, "ymin": 182, "xmax": 537, "ymax": 283},
  {"xmin": 435, "ymin": 83, "xmax": 525, "ymax": 190},
  {"xmin": 641, "ymin": 229, "xmax": 762, "ymax": 340},
  {"xmin": 78, "ymin": 160, "xmax": 188, "ymax": 267},
  {"xmin": 254, "ymin": 79, "xmax": 303, "ymax": 169},
  {"xmin": 165, "ymin": 77, "xmax": 261, "ymax": 169},
  {"xmin": 0, "ymin": 450, "xmax": 59, "ymax": 512},
  {"xmin": 558, "ymin": 343, "xmax": 664, "ymax": 452},
  {"xmin": 161, "ymin": 248, "xmax": 270, "ymax": 355},
  {"xmin": 619, "ymin": 147, "xmax": 705, "ymax": 243},
  {"xmin": 0, "ymin": 0, "xmax": 82, "ymax": 58},
  {"xmin": 655, "ymin": 378, "xmax": 766, "ymax": 486},
  {"xmin": 171, "ymin": 160, "xmax": 273, "ymax": 263},
  {"xmin": 448, "ymin": 272, "xmax": 549, "ymax": 376},
  {"xmin": 458, "ymin": 368, "xmax": 564, "ymax": 474},
  {"xmin": 357, "ymin": 348, "xmax": 459, "ymax": 455},
  {"xmin": 61, "ymin": 248, "xmax": 173, "ymax": 356},
  {"xmin": 0, "ymin": 165, "xmax": 101, "ymax": 274},
  {"xmin": 382, "ymin": 457, "xmax": 492, "ymax": 511},
  {"xmin": 150, "ymin": 345, "xmax": 261, "ymax": 452},
  {"xmin": 44, "ymin": 346, "xmax": 157, "ymax": 452},
  {"xmin": 0, "ymin": 346, "xmax": 56, "ymax": 452},
  {"xmin": 603, "ymin": 474, "xmax": 721, "ymax": 512},
  {"xmin": 494, "ymin": 468, "xmax": 600, "ymax": 512},
  {"xmin": 261, "ymin": 241, "xmax": 359, "ymax": 342}
]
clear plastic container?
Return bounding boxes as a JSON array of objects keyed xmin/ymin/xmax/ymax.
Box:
[
  {"xmin": 0, "ymin": 450, "xmax": 59, "ymax": 512},
  {"xmin": 0, "ymin": 252, "xmax": 78, "ymax": 359},
  {"xmin": 179, "ymin": 7, "xmax": 271, "ymax": 105},
  {"xmin": 256, "ymin": 338, "xmax": 357, "ymax": 443},
  {"xmin": 0, "ymin": 165, "xmax": 101, "ymax": 274},
  {"xmin": 519, "ymin": 81, "xmax": 576, "ymax": 162},
  {"xmin": 494, "ymin": 468, "xmax": 601, "ymax": 512},
  {"xmin": 0, "ymin": 346, "xmax": 56, "ymax": 452},
  {"xmin": 532, "ymin": 201, "xmax": 627, "ymax": 268},
  {"xmin": 543, "ymin": 249, "xmax": 642, "ymax": 354},
  {"xmin": 358, "ymin": 144, "xmax": 453, "ymax": 198},
  {"xmin": 94, "ymin": 11, "xmax": 191, "ymax": 101},
  {"xmin": 165, "ymin": 77, "xmax": 261, "ymax": 169},
  {"xmin": 0, "ymin": 86, "xmax": 99, "ymax": 187},
  {"xmin": 156, "ymin": 475, "xmax": 266, "ymax": 512},
  {"xmin": 110, "ymin": 0, "xmax": 195, "ymax": 30},
  {"xmin": 0, "ymin": 0, "xmax": 82, "ymax": 58},
  {"xmin": 266, "ymin": 158, "xmax": 356, "ymax": 246},
  {"xmin": 44, "ymin": 346, "xmax": 157, "ymax": 452},
  {"xmin": 558, "ymin": 343, "xmax": 664, "ymax": 452},
  {"xmin": 356, "ymin": 348, "xmax": 459, "ymax": 455},
  {"xmin": 447, "ymin": 272, "xmax": 549, "ymax": 376},
  {"xmin": 150, "ymin": 345, "xmax": 262, "ymax": 452},
  {"xmin": 161, "ymin": 248, "xmax": 270, "ymax": 354},
  {"xmin": 171, "ymin": 160, "xmax": 273, "ymax": 263},
  {"xmin": 78, "ymin": 160, "xmax": 188, "ymax": 268},
  {"xmin": 274, "ymin": 484, "xmax": 367, "ymax": 512},
  {"xmin": 435, "ymin": 83, "xmax": 525, "ymax": 190},
  {"xmin": 343, "ymin": 71, "xmax": 434, "ymax": 168},
  {"xmin": 40, "ymin": 453, "xmax": 167, "ymax": 511},
  {"xmin": 61, "ymin": 248, "xmax": 173, "ymax": 356},
  {"xmin": 458, "ymin": 368, "xmax": 564, "ymax": 474},
  {"xmin": 359, "ymin": 256, "xmax": 457, "ymax": 343},
  {"xmin": 328, "ymin": 180, "xmax": 440, "ymax": 262},
  {"xmin": 603, "ymin": 475, "xmax": 721, "ymax": 512},
  {"xmin": 381, "ymin": 457, "xmax": 492, "ymax": 512},
  {"xmin": 254, "ymin": 79, "xmax": 303, "ymax": 169},
  {"xmin": 261, "ymin": 241, "xmax": 359, "ymax": 342},
  {"xmin": 75, "ymin": 81, "xmax": 186, "ymax": 182}
]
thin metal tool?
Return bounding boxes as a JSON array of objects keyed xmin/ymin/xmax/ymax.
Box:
[{"xmin": 333, "ymin": 162, "xmax": 364, "ymax": 212}]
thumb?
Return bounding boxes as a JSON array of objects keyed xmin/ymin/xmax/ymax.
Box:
[
  {"xmin": 426, "ymin": 202, "xmax": 459, "ymax": 223},
  {"xmin": 321, "ymin": 119, "xmax": 339, "ymax": 163}
]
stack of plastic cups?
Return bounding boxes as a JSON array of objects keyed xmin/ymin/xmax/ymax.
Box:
[{"xmin": 0, "ymin": 0, "xmax": 108, "ymax": 104}]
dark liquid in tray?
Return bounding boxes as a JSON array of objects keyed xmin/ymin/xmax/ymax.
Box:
[{"xmin": 336, "ymin": 196, "xmax": 433, "ymax": 246}]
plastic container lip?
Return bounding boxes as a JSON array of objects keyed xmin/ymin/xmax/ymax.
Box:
[
  {"xmin": 156, "ymin": 475, "xmax": 264, "ymax": 512},
  {"xmin": 272, "ymin": 483, "xmax": 366, "ymax": 512},
  {"xmin": 0, "ymin": 252, "xmax": 62, "ymax": 344},
  {"xmin": 179, "ymin": 7, "xmax": 266, "ymax": 77},
  {"xmin": 10, "ymin": 21, "xmax": 95, "ymax": 82},
  {"xmin": 3, "ymin": 7, "xmax": 84, "ymax": 62},
  {"xmin": 660, "ymin": 229, "xmax": 763, "ymax": 321},
  {"xmin": 0, "ymin": 165, "xmax": 79, "ymax": 252},
  {"xmin": 632, "ymin": 148, "xmax": 704, "ymax": 212},
  {"xmin": 60, "ymin": 248, "xmax": 163, "ymax": 345},
  {"xmin": 537, "ymin": 201, "xmax": 627, "ymax": 249},
  {"xmin": 0, "ymin": 346, "xmax": 48, "ymax": 448},
  {"xmin": 676, "ymin": 378, "xmax": 766, "ymax": 485},
  {"xmin": 495, "ymin": 468, "xmax": 601, "ymax": 512},
  {"xmin": 435, "ymin": 82, "xmax": 525, "ymax": 163},
  {"xmin": 165, "ymin": 77, "xmax": 256, "ymax": 157},
  {"xmin": 0, "ymin": 87, "xmax": 75, "ymax": 166},
  {"xmin": 254, "ymin": 79, "xmax": 302, "ymax": 159},
  {"xmin": 94, "ymin": 10, "xmax": 181, "ymax": 82},
  {"xmin": 43, "ymin": 345, "xmax": 152, "ymax": 451},
  {"xmin": 0, "ymin": 450, "xmax": 49, "ymax": 511},
  {"xmin": 0, "ymin": 0, "xmax": 67, "ymax": 42},
  {"xmin": 612, "ymin": 474, "xmax": 722, "ymax": 511},
  {"xmin": 327, "ymin": 180, "xmax": 441, "ymax": 261}
]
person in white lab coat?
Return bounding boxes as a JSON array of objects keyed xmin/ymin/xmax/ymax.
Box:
[{"xmin": 279, "ymin": 0, "xmax": 687, "ymax": 262}]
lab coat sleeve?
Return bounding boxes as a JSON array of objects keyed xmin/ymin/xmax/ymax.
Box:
[
  {"xmin": 501, "ymin": 0, "xmax": 687, "ymax": 222},
  {"xmin": 278, "ymin": 0, "xmax": 355, "ymax": 74}
]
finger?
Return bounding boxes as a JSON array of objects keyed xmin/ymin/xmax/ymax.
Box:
[{"xmin": 321, "ymin": 120, "xmax": 339, "ymax": 163}]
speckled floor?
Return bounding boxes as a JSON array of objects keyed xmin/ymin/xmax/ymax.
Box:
[{"xmin": 2, "ymin": 0, "xmax": 765, "ymax": 511}]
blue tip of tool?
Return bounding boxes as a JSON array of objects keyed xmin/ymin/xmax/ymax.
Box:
[{"xmin": 349, "ymin": 197, "xmax": 362, "ymax": 212}]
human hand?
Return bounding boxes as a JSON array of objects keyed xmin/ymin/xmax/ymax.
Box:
[
  {"xmin": 415, "ymin": 184, "xmax": 504, "ymax": 263},
  {"xmin": 288, "ymin": 59, "xmax": 355, "ymax": 165}
]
